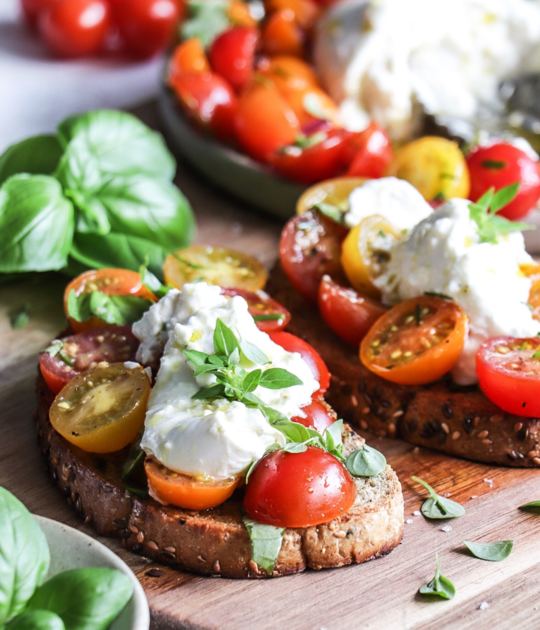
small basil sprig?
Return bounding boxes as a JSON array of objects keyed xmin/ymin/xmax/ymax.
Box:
[
  {"xmin": 418, "ymin": 554, "xmax": 455, "ymax": 601},
  {"xmin": 346, "ymin": 445, "xmax": 386, "ymax": 477},
  {"xmin": 519, "ymin": 500, "xmax": 540, "ymax": 511},
  {"xmin": 412, "ymin": 477, "xmax": 465, "ymax": 520},
  {"xmin": 139, "ymin": 260, "xmax": 172, "ymax": 298},
  {"xmin": 243, "ymin": 518, "xmax": 285, "ymax": 576},
  {"xmin": 67, "ymin": 290, "xmax": 153, "ymax": 326},
  {"xmin": 463, "ymin": 540, "xmax": 513, "ymax": 562}
]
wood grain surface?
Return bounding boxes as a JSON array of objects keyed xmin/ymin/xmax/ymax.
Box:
[{"xmin": 2, "ymin": 102, "xmax": 540, "ymax": 630}]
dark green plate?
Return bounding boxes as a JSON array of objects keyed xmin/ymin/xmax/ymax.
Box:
[{"xmin": 158, "ymin": 86, "xmax": 306, "ymax": 219}]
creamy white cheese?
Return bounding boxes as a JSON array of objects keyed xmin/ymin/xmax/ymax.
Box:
[
  {"xmin": 315, "ymin": 0, "xmax": 540, "ymax": 140},
  {"xmin": 134, "ymin": 283, "xmax": 319, "ymax": 480},
  {"xmin": 375, "ymin": 199, "xmax": 540, "ymax": 384},
  {"xmin": 345, "ymin": 177, "xmax": 432, "ymax": 232}
]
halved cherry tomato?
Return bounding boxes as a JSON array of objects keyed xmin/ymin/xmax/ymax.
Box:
[
  {"xmin": 243, "ymin": 447, "xmax": 356, "ymax": 528},
  {"xmin": 477, "ymin": 337, "xmax": 540, "ymax": 417},
  {"xmin": 269, "ymin": 331, "xmax": 330, "ymax": 397},
  {"xmin": 235, "ymin": 81, "xmax": 299, "ymax": 162},
  {"xmin": 466, "ymin": 142, "xmax": 540, "ymax": 220},
  {"xmin": 144, "ymin": 458, "xmax": 241, "ymax": 510},
  {"xmin": 163, "ymin": 246, "xmax": 268, "ymax": 292},
  {"xmin": 40, "ymin": 325, "xmax": 139, "ymax": 395},
  {"xmin": 221, "ymin": 287, "xmax": 291, "ymax": 332},
  {"xmin": 318, "ymin": 275, "xmax": 387, "ymax": 347},
  {"xmin": 168, "ymin": 38, "xmax": 210, "ymax": 76},
  {"xmin": 64, "ymin": 268, "xmax": 156, "ymax": 333},
  {"xmin": 49, "ymin": 362, "xmax": 150, "ymax": 453},
  {"xmin": 341, "ymin": 215, "xmax": 399, "ymax": 299},
  {"xmin": 388, "ymin": 136, "xmax": 470, "ymax": 202},
  {"xmin": 228, "ymin": 0, "xmax": 257, "ymax": 26},
  {"xmin": 266, "ymin": 0, "xmax": 320, "ymax": 29},
  {"xmin": 209, "ymin": 27, "xmax": 258, "ymax": 93},
  {"xmin": 279, "ymin": 208, "xmax": 348, "ymax": 303},
  {"xmin": 169, "ymin": 71, "xmax": 238, "ymax": 142},
  {"xmin": 292, "ymin": 400, "xmax": 336, "ymax": 432},
  {"xmin": 341, "ymin": 121, "xmax": 393, "ymax": 179},
  {"xmin": 257, "ymin": 55, "xmax": 318, "ymax": 90},
  {"xmin": 261, "ymin": 9, "xmax": 304, "ymax": 58},
  {"xmin": 360, "ymin": 296, "xmax": 468, "ymax": 386},
  {"xmin": 38, "ymin": 0, "xmax": 111, "ymax": 58},
  {"xmin": 270, "ymin": 129, "xmax": 347, "ymax": 184},
  {"xmin": 296, "ymin": 176, "xmax": 367, "ymax": 218}
]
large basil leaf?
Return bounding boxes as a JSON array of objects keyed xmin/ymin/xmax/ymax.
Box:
[
  {"xmin": 243, "ymin": 518, "xmax": 284, "ymax": 576},
  {"xmin": 0, "ymin": 175, "xmax": 74, "ymax": 272},
  {"xmin": 0, "ymin": 488, "xmax": 51, "ymax": 625},
  {"xmin": 6, "ymin": 610, "xmax": 65, "ymax": 630},
  {"xmin": 27, "ymin": 568, "xmax": 133, "ymax": 630},
  {"xmin": 57, "ymin": 110, "xmax": 175, "ymax": 182},
  {"xmin": 0, "ymin": 135, "xmax": 63, "ymax": 186},
  {"xmin": 83, "ymin": 174, "xmax": 195, "ymax": 251},
  {"xmin": 70, "ymin": 231, "xmax": 166, "ymax": 280}
]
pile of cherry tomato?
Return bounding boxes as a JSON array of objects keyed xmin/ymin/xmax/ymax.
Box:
[{"xmin": 20, "ymin": 0, "xmax": 182, "ymax": 59}]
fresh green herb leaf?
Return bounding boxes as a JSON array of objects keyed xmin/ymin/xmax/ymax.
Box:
[
  {"xmin": 519, "ymin": 500, "xmax": 540, "ymax": 510},
  {"xmin": 293, "ymin": 132, "xmax": 327, "ymax": 151},
  {"xmin": 491, "ymin": 183, "xmax": 520, "ymax": 213},
  {"xmin": 424, "ymin": 291, "xmax": 453, "ymax": 301},
  {"xmin": 6, "ymin": 610, "xmax": 65, "ymax": 630},
  {"xmin": 183, "ymin": 349, "xmax": 210, "ymax": 366},
  {"xmin": 323, "ymin": 420, "xmax": 344, "ymax": 456},
  {"xmin": 303, "ymin": 93, "xmax": 332, "ymax": 121},
  {"xmin": 481, "ymin": 160, "xmax": 506, "ymax": 170},
  {"xmin": 418, "ymin": 554, "xmax": 455, "ymax": 600},
  {"xmin": 9, "ymin": 303, "xmax": 31, "ymax": 329},
  {"xmin": 240, "ymin": 339, "xmax": 270, "ymax": 365},
  {"xmin": 0, "ymin": 135, "xmax": 63, "ymax": 187},
  {"xmin": 139, "ymin": 260, "xmax": 171, "ymax": 298},
  {"xmin": 346, "ymin": 444, "xmax": 386, "ymax": 477},
  {"xmin": 243, "ymin": 369, "xmax": 262, "ymax": 394},
  {"xmin": 313, "ymin": 202, "xmax": 345, "ymax": 224},
  {"xmin": 412, "ymin": 476, "xmax": 465, "ymax": 519},
  {"xmin": 213, "ymin": 318, "xmax": 239, "ymax": 358},
  {"xmin": 0, "ymin": 488, "xmax": 51, "ymax": 625},
  {"xmin": 253, "ymin": 314, "xmax": 284, "ymax": 322},
  {"xmin": 124, "ymin": 487, "xmax": 149, "ymax": 499},
  {"xmin": 180, "ymin": 0, "xmax": 232, "ymax": 48},
  {"xmin": 67, "ymin": 290, "xmax": 153, "ymax": 326},
  {"xmin": 58, "ymin": 352, "xmax": 74, "ymax": 367},
  {"xmin": 259, "ymin": 368, "xmax": 302, "ymax": 390},
  {"xmin": 191, "ymin": 383, "xmax": 227, "ymax": 400},
  {"xmin": 463, "ymin": 540, "xmax": 513, "ymax": 562},
  {"xmin": 121, "ymin": 438, "xmax": 145, "ymax": 481},
  {"xmin": 42, "ymin": 341, "xmax": 64, "ymax": 357},
  {"xmin": 282, "ymin": 440, "xmax": 312, "ymax": 453},
  {"xmin": 532, "ymin": 351, "xmax": 540, "ymax": 360},
  {"xmin": 26, "ymin": 568, "xmax": 133, "ymax": 630},
  {"xmin": 243, "ymin": 518, "xmax": 284, "ymax": 576}
]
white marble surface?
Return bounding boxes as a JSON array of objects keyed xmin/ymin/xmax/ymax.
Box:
[{"xmin": 0, "ymin": 0, "xmax": 163, "ymax": 154}]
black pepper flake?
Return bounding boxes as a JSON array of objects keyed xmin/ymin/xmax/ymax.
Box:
[{"xmin": 132, "ymin": 543, "xmax": 143, "ymax": 553}]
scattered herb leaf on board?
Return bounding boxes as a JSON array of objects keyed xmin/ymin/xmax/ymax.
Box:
[
  {"xmin": 519, "ymin": 500, "xmax": 540, "ymax": 511},
  {"xmin": 418, "ymin": 554, "xmax": 455, "ymax": 600},
  {"xmin": 463, "ymin": 540, "xmax": 513, "ymax": 562},
  {"xmin": 412, "ymin": 476, "xmax": 465, "ymax": 519}
]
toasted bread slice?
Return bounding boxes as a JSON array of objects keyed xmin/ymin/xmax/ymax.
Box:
[
  {"xmin": 268, "ymin": 263, "xmax": 540, "ymax": 468},
  {"xmin": 35, "ymin": 372, "xmax": 403, "ymax": 578}
]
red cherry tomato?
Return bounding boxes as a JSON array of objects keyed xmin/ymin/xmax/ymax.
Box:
[
  {"xmin": 38, "ymin": 0, "xmax": 111, "ymax": 58},
  {"xmin": 318, "ymin": 275, "xmax": 387, "ymax": 347},
  {"xmin": 169, "ymin": 72, "xmax": 238, "ymax": 142},
  {"xmin": 269, "ymin": 129, "xmax": 348, "ymax": 185},
  {"xmin": 269, "ymin": 331, "xmax": 330, "ymax": 398},
  {"xmin": 292, "ymin": 400, "xmax": 336, "ymax": 433},
  {"xmin": 279, "ymin": 208, "xmax": 348, "ymax": 303},
  {"xmin": 477, "ymin": 336, "xmax": 540, "ymax": 417},
  {"xmin": 113, "ymin": 0, "xmax": 179, "ymax": 59},
  {"xmin": 209, "ymin": 27, "xmax": 258, "ymax": 93},
  {"xmin": 340, "ymin": 121, "xmax": 393, "ymax": 179},
  {"xmin": 220, "ymin": 288, "xmax": 291, "ymax": 333},
  {"xmin": 20, "ymin": 0, "xmax": 56, "ymax": 26},
  {"xmin": 235, "ymin": 82, "xmax": 300, "ymax": 162},
  {"xmin": 244, "ymin": 447, "xmax": 356, "ymax": 528},
  {"xmin": 466, "ymin": 142, "xmax": 540, "ymax": 220},
  {"xmin": 39, "ymin": 325, "xmax": 139, "ymax": 395}
]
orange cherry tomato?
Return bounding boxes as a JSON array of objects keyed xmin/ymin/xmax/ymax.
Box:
[
  {"xmin": 266, "ymin": 0, "xmax": 320, "ymax": 29},
  {"xmin": 261, "ymin": 9, "xmax": 304, "ymax": 58},
  {"xmin": 360, "ymin": 296, "xmax": 468, "ymax": 386},
  {"xmin": 257, "ymin": 55, "xmax": 318, "ymax": 90},
  {"xmin": 168, "ymin": 38, "xmax": 210, "ymax": 75},
  {"xmin": 235, "ymin": 81, "xmax": 300, "ymax": 162},
  {"xmin": 64, "ymin": 269, "xmax": 156, "ymax": 333},
  {"xmin": 144, "ymin": 458, "xmax": 241, "ymax": 510},
  {"xmin": 228, "ymin": 0, "xmax": 257, "ymax": 26}
]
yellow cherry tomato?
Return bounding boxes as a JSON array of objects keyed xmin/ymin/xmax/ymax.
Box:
[
  {"xmin": 296, "ymin": 177, "xmax": 368, "ymax": 219},
  {"xmin": 341, "ymin": 215, "xmax": 399, "ymax": 299},
  {"xmin": 163, "ymin": 245, "xmax": 268, "ymax": 292},
  {"xmin": 49, "ymin": 363, "xmax": 150, "ymax": 454},
  {"xmin": 387, "ymin": 137, "xmax": 470, "ymax": 202}
]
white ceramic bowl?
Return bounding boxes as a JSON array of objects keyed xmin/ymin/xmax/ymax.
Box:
[{"xmin": 35, "ymin": 516, "xmax": 150, "ymax": 630}]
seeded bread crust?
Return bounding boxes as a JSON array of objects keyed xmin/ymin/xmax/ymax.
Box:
[
  {"xmin": 267, "ymin": 264, "xmax": 540, "ymax": 468},
  {"xmin": 35, "ymin": 373, "xmax": 404, "ymax": 578}
]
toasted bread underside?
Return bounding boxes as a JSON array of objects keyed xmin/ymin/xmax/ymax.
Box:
[
  {"xmin": 35, "ymin": 374, "xmax": 404, "ymax": 578},
  {"xmin": 267, "ymin": 264, "xmax": 540, "ymax": 468}
]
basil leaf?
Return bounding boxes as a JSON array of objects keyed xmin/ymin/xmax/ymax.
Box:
[
  {"xmin": 9, "ymin": 303, "xmax": 31, "ymax": 330},
  {"xmin": 491, "ymin": 183, "xmax": 520, "ymax": 213},
  {"xmin": 139, "ymin": 263, "xmax": 171, "ymax": 298},
  {"xmin": 26, "ymin": 568, "xmax": 133, "ymax": 630},
  {"xmin": 43, "ymin": 341, "xmax": 63, "ymax": 357},
  {"xmin": 259, "ymin": 368, "xmax": 303, "ymax": 389},
  {"xmin": 228, "ymin": 346, "xmax": 241, "ymax": 366},
  {"xmin": 191, "ymin": 383, "xmax": 226, "ymax": 400},
  {"xmin": 243, "ymin": 369, "xmax": 262, "ymax": 393},
  {"xmin": 0, "ymin": 175, "xmax": 74, "ymax": 273},
  {"xmin": 121, "ymin": 438, "xmax": 145, "ymax": 481},
  {"xmin": 6, "ymin": 610, "xmax": 65, "ymax": 630},
  {"xmin": 184, "ymin": 349, "xmax": 210, "ymax": 366},
  {"xmin": 213, "ymin": 318, "xmax": 239, "ymax": 357},
  {"xmin": 243, "ymin": 518, "xmax": 284, "ymax": 576},
  {"xmin": 0, "ymin": 135, "xmax": 63, "ymax": 186},
  {"xmin": 240, "ymin": 339, "xmax": 270, "ymax": 365},
  {"xmin": 312, "ymin": 202, "xmax": 345, "ymax": 224},
  {"xmin": 0, "ymin": 488, "xmax": 50, "ymax": 624},
  {"xmin": 283, "ymin": 441, "xmax": 311, "ymax": 453},
  {"xmin": 418, "ymin": 554, "xmax": 455, "ymax": 601},
  {"xmin": 57, "ymin": 110, "xmax": 175, "ymax": 181},
  {"xmin": 181, "ymin": 0, "xmax": 232, "ymax": 48},
  {"xmin": 69, "ymin": 231, "xmax": 166, "ymax": 280},
  {"xmin": 412, "ymin": 476, "xmax": 465, "ymax": 519},
  {"xmin": 346, "ymin": 445, "xmax": 386, "ymax": 477},
  {"xmin": 324, "ymin": 419, "xmax": 343, "ymax": 453},
  {"xmin": 519, "ymin": 500, "xmax": 540, "ymax": 511},
  {"xmin": 67, "ymin": 290, "xmax": 153, "ymax": 325},
  {"xmin": 463, "ymin": 540, "xmax": 513, "ymax": 562}
]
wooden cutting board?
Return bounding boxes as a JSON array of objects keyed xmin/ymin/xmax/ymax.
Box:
[{"xmin": 2, "ymin": 103, "xmax": 540, "ymax": 630}]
